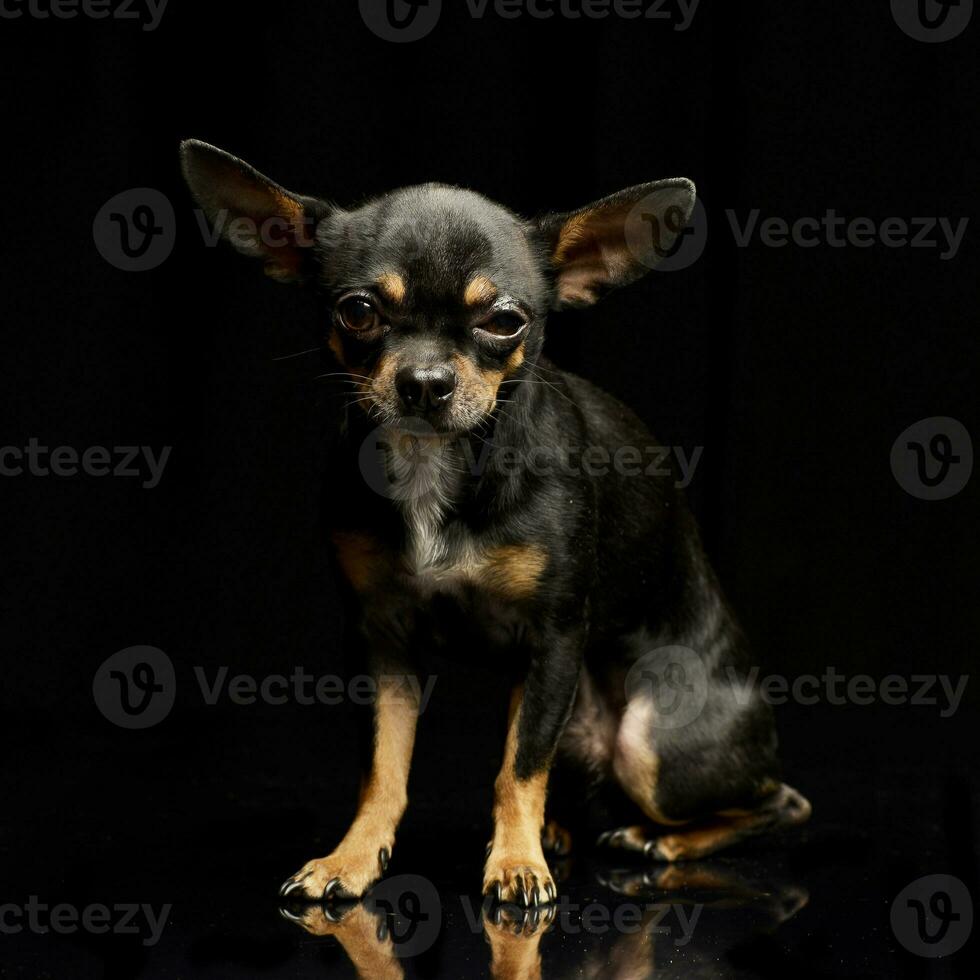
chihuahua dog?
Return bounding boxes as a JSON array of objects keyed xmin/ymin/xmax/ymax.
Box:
[{"xmin": 180, "ymin": 140, "xmax": 810, "ymax": 909}]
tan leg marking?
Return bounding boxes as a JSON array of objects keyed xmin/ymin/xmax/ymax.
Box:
[
  {"xmin": 283, "ymin": 678, "xmax": 419, "ymax": 899},
  {"xmin": 484, "ymin": 688, "xmax": 555, "ymax": 905}
]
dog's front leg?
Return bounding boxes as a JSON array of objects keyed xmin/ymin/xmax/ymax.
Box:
[
  {"xmin": 484, "ymin": 635, "xmax": 581, "ymax": 907},
  {"xmin": 281, "ymin": 670, "xmax": 419, "ymax": 901}
]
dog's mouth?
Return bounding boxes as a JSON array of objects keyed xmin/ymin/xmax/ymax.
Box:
[
  {"xmin": 361, "ymin": 388, "xmax": 498, "ymax": 437},
  {"xmin": 386, "ymin": 414, "xmax": 453, "ymax": 437}
]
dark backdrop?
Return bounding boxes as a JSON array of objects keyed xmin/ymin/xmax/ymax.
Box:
[{"xmin": 1, "ymin": 2, "xmax": 978, "ymax": 977}]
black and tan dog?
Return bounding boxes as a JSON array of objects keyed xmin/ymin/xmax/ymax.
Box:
[{"xmin": 180, "ymin": 140, "xmax": 811, "ymax": 909}]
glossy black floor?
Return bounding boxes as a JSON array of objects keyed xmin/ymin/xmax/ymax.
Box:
[{"xmin": 4, "ymin": 693, "xmax": 978, "ymax": 978}]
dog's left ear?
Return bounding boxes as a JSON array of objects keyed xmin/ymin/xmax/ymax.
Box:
[
  {"xmin": 534, "ymin": 178, "xmax": 696, "ymax": 308},
  {"xmin": 180, "ymin": 139, "xmax": 329, "ymax": 283}
]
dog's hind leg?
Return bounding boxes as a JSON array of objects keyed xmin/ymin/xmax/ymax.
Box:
[
  {"xmin": 598, "ymin": 783, "xmax": 811, "ymax": 861},
  {"xmin": 600, "ymin": 667, "xmax": 811, "ymax": 860}
]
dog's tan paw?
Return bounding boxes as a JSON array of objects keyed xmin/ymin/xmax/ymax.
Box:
[
  {"xmin": 280, "ymin": 843, "xmax": 391, "ymax": 901},
  {"xmin": 484, "ymin": 850, "xmax": 555, "ymax": 907}
]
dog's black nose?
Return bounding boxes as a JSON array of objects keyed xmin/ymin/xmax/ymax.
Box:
[{"xmin": 396, "ymin": 365, "xmax": 457, "ymax": 413}]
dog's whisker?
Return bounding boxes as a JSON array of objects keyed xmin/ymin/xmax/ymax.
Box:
[
  {"xmin": 314, "ymin": 371, "xmax": 374, "ymax": 382},
  {"xmin": 272, "ymin": 346, "xmax": 322, "ymax": 362}
]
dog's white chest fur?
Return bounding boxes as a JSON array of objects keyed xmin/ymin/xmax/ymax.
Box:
[{"xmin": 382, "ymin": 431, "xmax": 462, "ymax": 578}]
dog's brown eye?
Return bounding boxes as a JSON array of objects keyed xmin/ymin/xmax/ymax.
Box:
[
  {"xmin": 478, "ymin": 312, "xmax": 527, "ymax": 339},
  {"xmin": 337, "ymin": 297, "xmax": 381, "ymax": 334}
]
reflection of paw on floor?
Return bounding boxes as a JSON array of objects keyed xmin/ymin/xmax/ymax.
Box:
[
  {"xmin": 280, "ymin": 902, "xmax": 404, "ymax": 980},
  {"xmin": 484, "ymin": 903, "xmax": 556, "ymax": 980},
  {"xmin": 595, "ymin": 860, "xmax": 810, "ymax": 927}
]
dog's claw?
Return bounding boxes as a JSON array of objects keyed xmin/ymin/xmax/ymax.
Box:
[
  {"xmin": 545, "ymin": 880, "xmax": 555, "ymax": 903},
  {"xmin": 596, "ymin": 831, "xmax": 611, "ymax": 847},
  {"xmin": 379, "ymin": 847, "xmax": 390, "ymax": 873},
  {"xmin": 323, "ymin": 904, "xmax": 343, "ymax": 923},
  {"xmin": 279, "ymin": 873, "xmax": 309, "ymax": 899},
  {"xmin": 323, "ymin": 876, "xmax": 342, "ymax": 900}
]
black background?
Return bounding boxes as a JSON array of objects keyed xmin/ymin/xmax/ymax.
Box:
[{"xmin": 1, "ymin": 1, "xmax": 978, "ymax": 977}]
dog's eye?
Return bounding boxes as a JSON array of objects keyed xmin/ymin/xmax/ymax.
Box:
[
  {"xmin": 337, "ymin": 297, "xmax": 381, "ymax": 334},
  {"xmin": 477, "ymin": 312, "xmax": 527, "ymax": 339}
]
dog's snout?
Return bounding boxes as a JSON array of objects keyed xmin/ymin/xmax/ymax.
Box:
[{"xmin": 396, "ymin": 365, "xmax": 457, "ymax": 414}]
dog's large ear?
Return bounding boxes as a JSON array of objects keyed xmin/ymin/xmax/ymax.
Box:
[
  {"xmin": 179, "ymin": 139, "xmax": 329, "ymax": 283},
  {"xmin": 534, "ymin": 178, "xmax": 696, "ymax": 308}
]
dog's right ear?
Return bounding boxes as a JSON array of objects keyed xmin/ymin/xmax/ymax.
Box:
[{"xmin": 179, "ymin": 139, "xmax": 329, "ymax": 283}]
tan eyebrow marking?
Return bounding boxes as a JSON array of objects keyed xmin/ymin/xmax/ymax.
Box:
[
  {"xmin": 376, "ymin": 272, "xmax": 407, "ymax": 304},
  {"xmin": 464, "ymin": 274, "xmax": 497, "ymax": 307}
]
